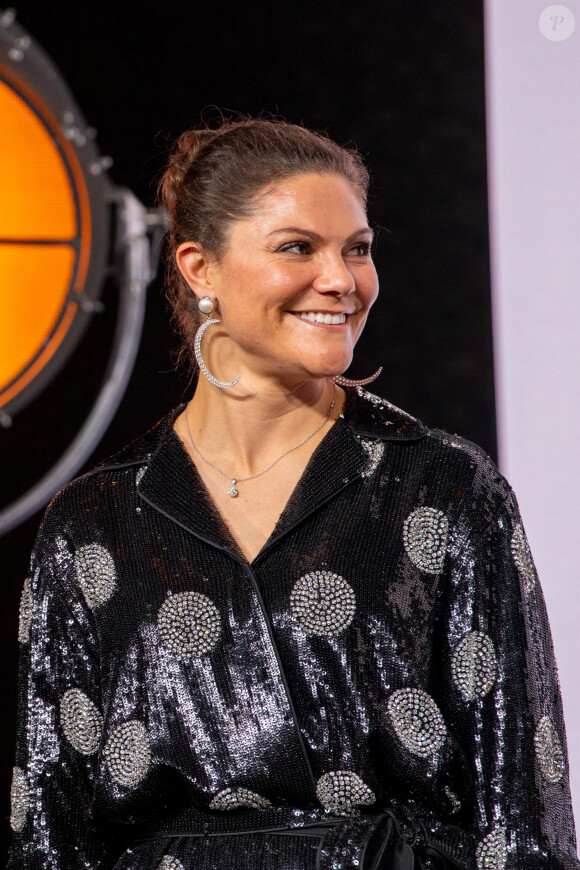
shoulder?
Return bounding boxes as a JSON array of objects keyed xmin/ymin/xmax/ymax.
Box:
[
  {"xmin": 348, "ymin": 387, "xmax": 512, "ymax": 504},
  {"xmin": 37, "ymin": 408, "xmax": 180, "ymax": 541},
  {"xmin": 424, "ymin": 426, "xmax": 511, "ymax": 502}
]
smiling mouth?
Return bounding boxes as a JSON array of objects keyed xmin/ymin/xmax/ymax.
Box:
[{"xmin": 292, "ymin": 311, "xmax": 347, "ymax": 325}]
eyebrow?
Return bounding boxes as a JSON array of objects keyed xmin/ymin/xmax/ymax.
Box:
[{"xmin": 267, "ymin": 226, "xmax": 374, "ymax": 243}]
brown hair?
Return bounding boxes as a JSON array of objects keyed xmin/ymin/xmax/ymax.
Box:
[{"xmin": 158, "ymin": 117, "xmax": 370, "ymax": 367}]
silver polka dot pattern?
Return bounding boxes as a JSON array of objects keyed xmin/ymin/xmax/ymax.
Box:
[
  {"xmin": 157, "ymin": 591, "xmax": 221, "ymax": 657},
  {"xmin": 10, "ymin": 766, "xmax": 29, "ymax": 832},
  {"xmin": 18, "ymin": 578, "xmax": 33, "ymax": 644},
  {"xmin": 60, "ymin": 689, "xmax": 103, "ymax": 755},
  {"xmin": 316, "ymin": 770, "xmax": 375, "ymax": 813},
  {"xmin": 135, "ymin": 466, "xmax": 147, "ymax": 486},
  {"xmin": 158, "ymin": 857, "xmax": 184, "ymax": 870},
  {"xmin": 534, "ymin": 716, "xmax": 565, "ymax": 783},
  {"xmin": 74, "ymin": 543, "xmax": 117, "ymax": 609},
  {"xmin": 105, "ymin": 721, "xmax": 151, "ymax": 787},
  {"xmin": 511, "ymin": 525, "xmax": 536, "ymax": 591},
  {"xmin": 209, "ymin": 787, "xmax": 272, "ymax": 811},
  {"xmin": 290, "ymin": 571, "xmax": 356, "ymax": 635},
  {"xmin": 360, "ymin": 438, "xmax": 385, "ymax": 478},
  {"xmin": 451, "ymin": 632, "xmax": 497, "ymax": 701},
  {"xmin": 386, "ymin": 688, "xmax": 447, "ymax": 757},
  {"xmin": 476, "ymin": 827, "xmax": 507, "ymax": 870},
  {"xmin": 403, "ymin": 507, "xmax": 449, "ymax": 574}
]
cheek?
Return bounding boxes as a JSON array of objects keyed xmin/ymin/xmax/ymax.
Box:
[
  {"xmin": 359, "ymin": 271, "xmax": 379, "ymax": 308},
  {"xmin": 266, "ymin": 266, "xmax": 311, "ymax": 297},
  {"xmin": 352, "ymin": 311, "xmax": 371, "ymax": 342},
  {"xmin": 227, "ymin": 266, "xmax": 303, "ymax": 312}
]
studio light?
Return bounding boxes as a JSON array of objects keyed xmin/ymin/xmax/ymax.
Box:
[{"xmin": 0, "ymin": 9, "xmax": 164, "ymax": 534}]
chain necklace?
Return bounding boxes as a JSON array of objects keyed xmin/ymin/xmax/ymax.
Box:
[{"xmin": 184, "ymin": 382, "xmax": 337, "ymax": 497}]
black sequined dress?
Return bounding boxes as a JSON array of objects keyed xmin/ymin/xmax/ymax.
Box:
[{"xmin": 8, "ymin": 389, "xmax": 579, "ymax": 869}]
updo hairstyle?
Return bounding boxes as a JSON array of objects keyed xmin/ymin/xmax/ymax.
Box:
[{"xmin": 158, "ymin": 117, "xmax": 370, "ymax": 367}]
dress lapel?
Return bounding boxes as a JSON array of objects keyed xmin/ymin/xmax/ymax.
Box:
[
  {"xmin": 133, "ymin": 388, "xmax": 427, "ymax": 563},
  {"xmin": 137, "ymin": 424, "xmax": 245, "ymax": 560},
  {"xmin": 255, "ymin": 416, "xmax": 368, "ymax": 560},
  {"xmin": 255, "ymin": 389, "xmax": 426, "ymax": 560}
]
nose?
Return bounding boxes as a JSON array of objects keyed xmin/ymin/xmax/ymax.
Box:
[{"xmin": 312, "ymin": 251, "xmax": 356, "ymax": 297}]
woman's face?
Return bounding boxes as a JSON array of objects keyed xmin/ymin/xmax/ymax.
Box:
[{"xmin": 188, "ymin": 172, "xmax": 379, "ymax": 385}]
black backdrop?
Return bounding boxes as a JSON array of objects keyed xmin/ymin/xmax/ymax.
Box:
[{"xmin": 0, "ymin": 0, "xmax": 493, "ymax": 854}]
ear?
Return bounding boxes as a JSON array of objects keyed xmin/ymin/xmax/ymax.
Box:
[{"xmin": 175, "ymin": 241, "xmax": 217, "ymax": 303}]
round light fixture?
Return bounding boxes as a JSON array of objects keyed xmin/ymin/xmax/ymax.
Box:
[
  {"xmin": 0, "ymin": 11, "xmax": 163, "ymax": 535},
  {"xmin": 0, "ymin": 8, "xmax": 109, "ymax": 419}
]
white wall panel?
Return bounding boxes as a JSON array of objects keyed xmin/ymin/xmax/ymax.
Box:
[{"xmin": 485, "ymin": 0, "xmax": 580, "ymax": 826}]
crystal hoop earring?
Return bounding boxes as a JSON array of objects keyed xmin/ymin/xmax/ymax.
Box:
[
  {"xmin": 333, "ymin": 367, "xmax": 382, "ymax": 387},
  {"xmin": 194, "ymin": 296, "xmax": 241, "ymax": 389}
]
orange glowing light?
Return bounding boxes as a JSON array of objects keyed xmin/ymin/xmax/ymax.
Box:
[
  {"xmin": 0, "ymin": 80, "xmax": 76, "ymax": 239},
  {"xmin": 0, "ymin": 69, "xmax": 91, "ymax": 409},
  {"xmin": 0, "ymin": 245, "xmax": 76, "ymax": 394}
]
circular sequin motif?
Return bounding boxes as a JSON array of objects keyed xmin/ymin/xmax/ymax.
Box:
[
  {"xmin": 289, "ymin": 571, "xmax": 356, "ymax": 635},
  {"xmin": 105, "ymin": 720, "xmax": 151, "ymax": 788},
  {"xmin": 451, "ymin": 632, "xmax": 497, "ymax": 701},
  {"xmin": 18, "ymin": 578, "xmax": 33, "ymax": 644},
  {"xmin": 60, "ymin": 689, "xmax": 103, "ymax": 755},
  {"xmin": 511, "ymin": 525, "xmax": 536, "ymax": 591},
  {"xmin": 386, "ymin": 688, "xmax": 447, "ymax": 757},
  {"xmin": 403, "ymin": 507, "xmax": 449, "ymax": 574},
  {"xmin": 209, "ymin": 787, "xmax": 272, "ymax": 811},
  {"xmin": 157, "ymin": 591, "xmax": 221, "ymax": 657},
  {"xmin": 534, "ymin": 716, "xmax": 565, "ymax": 783},
  {"xmin": 476, "ymin": 827, "xmax": 507, "ymax": 870},
  {"xmin": 74, "ymin": 543, "xmax": 117, "ymax": 609},
  {"xmin": 10, "ymin": 766, "xmax": 29, "ymax": 832},
  {"xmin": 316, "ymin": 770, "xmax": 375, "ymax": 813},
  {"xmin": 158, "ymin": 858, "xmax": 184, "ymax": 870}
]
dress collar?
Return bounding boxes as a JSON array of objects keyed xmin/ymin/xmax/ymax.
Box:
[
  {"xmin": 97, "ymin": 389, "xmax": 426, "ymax": 564},
  {"xmin": 344, "ymin": 387, "xmax": 426, "ymax": 442}
]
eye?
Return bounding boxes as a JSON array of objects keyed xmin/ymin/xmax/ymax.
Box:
[
  {"xmin": 348, "ymin": 241, "xmax": 372, "ymax": 257},
  {"xmin": 278, "ymin": 240, "xmax": 311, "ymax": 254}
]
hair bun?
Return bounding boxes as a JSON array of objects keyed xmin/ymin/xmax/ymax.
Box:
[{"xmin": 159, "ymin": 128, "xmax": 217, "ymax": 210}]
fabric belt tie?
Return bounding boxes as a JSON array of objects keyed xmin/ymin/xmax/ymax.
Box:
[{"xmin": 138, "ymin": 809, "xmax": 471, "ymax": 870}]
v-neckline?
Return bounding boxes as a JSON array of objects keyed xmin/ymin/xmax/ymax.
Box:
[
  {"xmin": 138, "ymin": 408, "xmax": 369, "ymax": 567},
  {"xmin": 167, "ymin": 417, "xmax": 344, "ymax": 564}
]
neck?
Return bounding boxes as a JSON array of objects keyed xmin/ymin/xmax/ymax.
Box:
[{"xmin": 180, "ymin": 374, "xmax": 343, "ymax": 477}]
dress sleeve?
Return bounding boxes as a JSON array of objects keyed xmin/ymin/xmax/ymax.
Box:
[
  {"xmin": 443, "ymin": 487, "xmax": 579, "ymax": 869},
  {"xmin": 7, "ymin": 525, "xmax": 114, "ymax": 869}
]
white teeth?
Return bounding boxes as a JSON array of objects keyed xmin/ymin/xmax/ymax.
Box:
[{"xmin": 297, "ymin": 312, "xmax": 346, "ymax": 324}]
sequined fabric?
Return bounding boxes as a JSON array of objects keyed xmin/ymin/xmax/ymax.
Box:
[{"xmin": 8, "ymin": 389, "xmax": 579, "ymax": 869}]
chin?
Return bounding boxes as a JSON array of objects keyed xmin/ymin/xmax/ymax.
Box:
[
  {"xmin": 267, "ymin": 347, "xmax": 354, "ymax": 383},
  {"xmin": 302, "ymin": 362, "xmax": 352, "ymax": 381},
  {"xmin": 300, "ymin": 348, "xmax": 353, "ymax": 375}
]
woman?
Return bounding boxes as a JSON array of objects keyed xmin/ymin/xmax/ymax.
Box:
[{"xmin": 8, "ymin": 119, "xmax": 579, "ymax": 869}]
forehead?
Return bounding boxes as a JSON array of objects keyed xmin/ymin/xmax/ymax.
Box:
[{"xmin": 245, "ymin": 172, "xmax": 368, "ymax": 232}]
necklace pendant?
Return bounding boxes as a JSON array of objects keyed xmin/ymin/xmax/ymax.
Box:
[{"xmin": 228, "ymin": 480, "xmax": 239, "ymax": 498}]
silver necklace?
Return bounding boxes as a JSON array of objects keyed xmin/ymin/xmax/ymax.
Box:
[{"xmin": 184, "ymin": 382, "xmax": 337, "ymax": 497}]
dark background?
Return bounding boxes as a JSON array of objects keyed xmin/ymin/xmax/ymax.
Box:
[{"xmin": 0, "ymin": 0, "xmax": 493, "ymax": 854}]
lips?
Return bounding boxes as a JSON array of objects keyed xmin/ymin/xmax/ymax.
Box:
[{"xmin": 292, "ymin": 311, "xmax": 347, "ymax": 324}]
